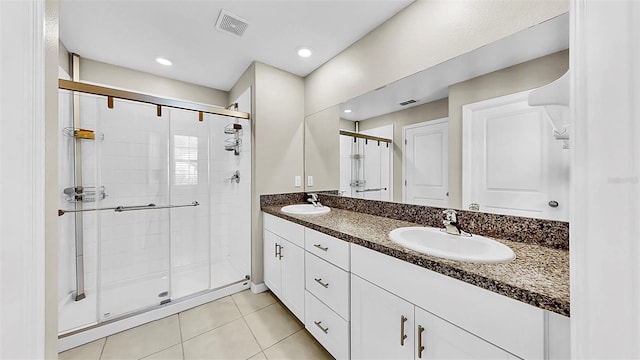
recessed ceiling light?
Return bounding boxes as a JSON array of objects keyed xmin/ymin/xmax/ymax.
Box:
[
  {"xmin": 156, "ymin": 57, "xmax": 172, "ymax": 66},
  {"xmin": 344, "ymin": 109, "xmax": 352, "ymax": 113},
  {"xmin": 297, "ymin": 47, "xmax": 312, "ymax": 58}
]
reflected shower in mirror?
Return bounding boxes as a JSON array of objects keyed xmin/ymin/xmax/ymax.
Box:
[{"xmin": 305, "ymin": 13, "xmax": 570, "ymax": 221}]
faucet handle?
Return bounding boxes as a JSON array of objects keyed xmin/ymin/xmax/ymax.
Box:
[{"xmin": 442, "ymin": 209, "xmax": 457, "ymax": 222}]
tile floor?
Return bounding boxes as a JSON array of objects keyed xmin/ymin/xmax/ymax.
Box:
[{"xmin": 59, "ymin": 290, "xmax": 334, "ymax": 360}]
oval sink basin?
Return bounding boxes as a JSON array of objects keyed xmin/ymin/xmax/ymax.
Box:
[
  {"xmin": 389, "ymin": 227, "xmax": 515, "ymax": 264},
  {"xmin": 281, "ymin": 204, "xmax": 331, "ymax": 215}
]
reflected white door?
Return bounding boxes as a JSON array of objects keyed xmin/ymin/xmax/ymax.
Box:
[
  {"xmin": 462, "ymin": 91, "xmax": 569, "ymax": 221},
  {"xmin": 403, "ymin": 118, "xmax": 449, "ymax": 207}
]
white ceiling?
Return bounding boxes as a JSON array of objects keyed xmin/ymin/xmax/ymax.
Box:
[{"xmin": 59, "ymin": 0, "xmax": 414, "ymax": 91}]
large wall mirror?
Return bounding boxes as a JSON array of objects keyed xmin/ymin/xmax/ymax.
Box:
[{"xmin": 304, "ymin": 13, "xmax": 570, "ymax": 221}]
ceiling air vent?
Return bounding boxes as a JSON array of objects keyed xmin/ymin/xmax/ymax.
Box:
[
  {"xmin": 215, "ymin": 10, "xmax": 249, "ymax": 37},
  {"xmin": 399, "ymin": 99, "xmax": 417, "ymax": 106}
]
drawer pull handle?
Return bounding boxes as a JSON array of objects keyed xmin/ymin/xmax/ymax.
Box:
[
  {"xmin": 400, "ymin": 315, "xmax": 408, "ymax": 346},
  {"xmin": 313, "ymin": 243, "xmax": 329, "ymax": 251},
  {"xmin": 418, "ymin": 325, "xmax": 425, "ymax": 358},
  {"xmin": 314, "ymin": 321, "xmax": 329, "ymax": 334},
  {"xmin": 314, "ymin": 278, "xmax": 329, "ymax": 288}
]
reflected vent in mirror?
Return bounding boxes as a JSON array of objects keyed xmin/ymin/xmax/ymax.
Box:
[{"xmin": 399, "ymin": 99, "xmax": 417, "ymax": 106}]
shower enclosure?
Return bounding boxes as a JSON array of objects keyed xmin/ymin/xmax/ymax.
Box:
[
  {"xmin": 56, "ymin": 81, "xmax": 251, "ymax": 348},
  {"xmin": 339, "ymin": 125, "xmax": 393, "ymax": 201}
]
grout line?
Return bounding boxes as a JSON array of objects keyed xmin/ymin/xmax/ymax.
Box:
[
  {"xmin": 177, "ymin": 314, "xmax": 185, "ymax": 360},
  {"xmin": 178, "ymin": 297, "xmax": 243, "ymax": 342},
  {"xmin": 230, "ymin": 290, "xmax": 276, "ymax": 317},
  {"xmin": 98, "ymin": 337, "xmax": 107, "ymax": 360},
  {"xmin": 241, "ymin": 312, "xmax": 264, "ymax": 351}
]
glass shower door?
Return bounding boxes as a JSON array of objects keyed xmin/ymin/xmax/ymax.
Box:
[
  {"xmin": 169, "ymin": 108, "xmax": 211, "ymax": 299},
  {"xmin": 97, "ymin": 98, "xmax": 172, "ymax": 320}
]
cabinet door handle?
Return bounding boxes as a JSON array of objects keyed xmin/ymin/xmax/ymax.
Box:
[
  {"xmin": 400, "ymin": 315, "xmax": 408, "ymax": 346},
  {"xmin": 313, "ymin": 243, "xmax": 328, "ymax": 251},
  {"xmin": 279, "ymin": 245, "xmax": 284, "ymax": 259},
  {"xmin": 274, "ymin": 243, "xmax": 280, "ymax": 258},
  {"xmin": 314, "ymin": 321, "xmax": 329, "ymax": 334},
  {"xmin": 418, "ymin": 325, "xmax": 425, "ymax": 358},
  {"xmin": 314, "ymin": 278, "xmax": 329, "ymax": 288}
]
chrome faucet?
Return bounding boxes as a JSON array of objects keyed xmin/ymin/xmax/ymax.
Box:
[
  {"xmin": 307, "ymin": 193, "xmax": 322, "ymax": 207},
  {"xmin": 442, "ymin": 209, "xmax": 462, "ymax": 235}
]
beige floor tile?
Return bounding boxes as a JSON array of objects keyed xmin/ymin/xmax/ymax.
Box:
[
  {"xmin": 58, "ymin": 338, "xmax": 105, "ymax": 360},
  {"xmin": 263, "ymin": 330, "xmax": 333, "ymax": 360},
  {"xmin": 231, "ymin": 290, "xmax": 276, "ymax": 316},
  {"xmin": 182, "ymin": 318, "xmax": 261, "ymax": 360},
  {"xmin": 179, "ymin": 296, "xmax": 242, "ymax": 340},
  {"xmin": 141, "ymin": 344, "xmax": 184, "ymax": 360},
  {"xmin": 247, "ymin": 351, "xmax": 267, "ymax": 360},
  {"xmin": 101, "ymin": 315, "xmax": 181, "ymax": 360},
  {"xmin": 243, "ymin": 303, "xmax": 303, "ymax": 349}
]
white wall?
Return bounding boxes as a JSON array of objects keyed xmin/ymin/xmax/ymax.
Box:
[
  {"xmin": 0, "ymin": 0, "xmax": 50, "ymax": 357},
  {"xmin": 229, "ymin": 62, "xmax": 305, "ymax": 285},
  {"xmin": 571, "ymin": 0, "xmax": 640, "ymax": 357},
  {"xmin": 78, "ymin": 57, "xmax": 229, "ymax": 107},
  {"xmin": 305, "ymin": 0, "xmax": 568, "ymax": 116}
]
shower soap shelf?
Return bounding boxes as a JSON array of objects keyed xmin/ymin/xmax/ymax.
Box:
[
  {"xmin": 63, "ymin": 186, "xmax": 107, "ymax": 203},
  {"xmin": 63, "ymin": 127, "xmax": 104, "ymax": 140}
]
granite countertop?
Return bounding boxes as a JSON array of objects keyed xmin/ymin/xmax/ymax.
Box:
[{"xmin": 262, "ymin": 205, "xmax": 570, "ymax": 317}]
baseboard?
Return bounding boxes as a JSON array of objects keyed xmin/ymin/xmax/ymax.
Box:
[{"xmin": 251, "ymin": 282, "xmax": 268, "ymax": 293}]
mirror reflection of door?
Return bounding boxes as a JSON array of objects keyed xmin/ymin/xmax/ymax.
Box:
[
  {"xmin": 402, "ymin": 118, "xmax": 449, "ymax": 207},
  {"xmin": 462, "ymin": 91, "xmax": 569, "ymax": 221}
]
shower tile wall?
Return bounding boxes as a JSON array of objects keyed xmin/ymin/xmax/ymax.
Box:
[{"xmin": 209, "ymin": 112, "xmax": 252, "ymax": 288}]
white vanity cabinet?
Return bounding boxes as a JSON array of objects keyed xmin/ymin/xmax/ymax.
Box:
[
  {"xmin": 351, "ymin": 243, "xmax": 572, "ymax": 360},
  {"xmin": 263, "ymin": 213, "xmax": 305, "ymax": 321},
  {"xmin": 351, "ymin": 274, "xmax": 415, "ymax": 359},
  {"xmin": 304, "ymin": 228, "xmax": 351, "ymax": 359},
  {"xmin": 262, "ymin": 213, "xmax": 570, "ymax": 360},
  {"xmin": 351, "ymin": 274, "xmax": 518, "ymax": 360}
]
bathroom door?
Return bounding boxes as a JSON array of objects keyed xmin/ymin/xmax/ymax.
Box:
[
  {"xmin": 403, "ymin": 119, "xmax": 449, "ymax": 207},
  {"xmin": 462, "ymin": 91, "xmax": 569, "ymax": 221}
]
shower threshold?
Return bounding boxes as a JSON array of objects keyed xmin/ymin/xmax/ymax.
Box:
[{"xmin": 58, "ymin": 276, "xmax": 250, "ymax": 352}]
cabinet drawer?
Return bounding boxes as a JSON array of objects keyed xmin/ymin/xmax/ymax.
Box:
[
  {"xmin": 263, "ymin": 213, "xmax": 304, "ymax": 247},
  {"xmin": 305, "ymin": 252, "xmax": 350, "ymax": 320},
  {"xmin": 305, "ymin": 228, "xmax": 350, "ymax": 270},
  {"xmin": 305, "ymin": 291, "xmax": 350, "ymax": 360}
]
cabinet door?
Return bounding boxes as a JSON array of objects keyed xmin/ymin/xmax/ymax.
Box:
[
  {"xmin": 263, "ymin": 230, "xmax": 282, "ymax": 297},
  {"xmin": 281, "ymin": 239, "xmax": 305, "ymax": 322},
  {"xmin": 414, "ymin": 307, "xmax": 517, "ymax": 359},
  {"xmin": 351, "ymin": 274, "xmax": 414, "ymax": 360}
]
